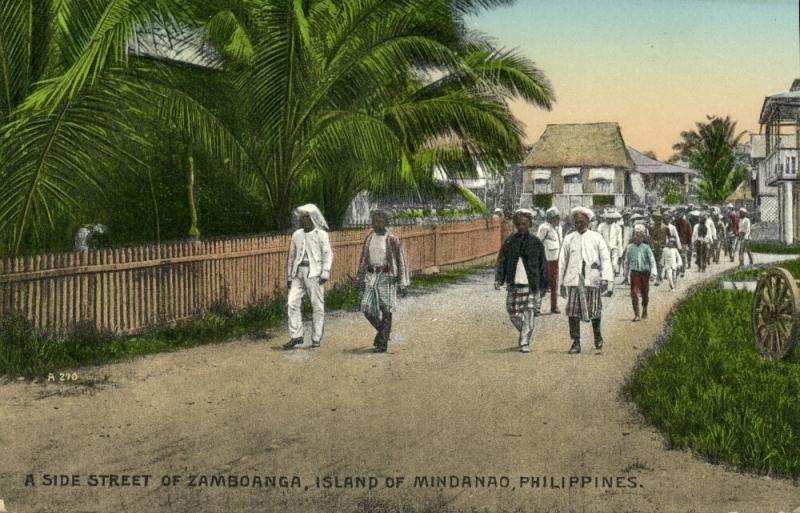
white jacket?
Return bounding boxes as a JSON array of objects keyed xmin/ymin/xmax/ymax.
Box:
[
  {"xmin": 558, "ymin": 229, "xmax": 614, "ymax": 288},
  {"xmin": 661, "ymin": 247, "xmax": 683, "ymax": 271},
  {"xmin": 536, "ymin": 222, "xmax": 563, "ymax": 261},
  {"xmin": 704, "ymin": 218, "xmax": 716, "ymax": 242},
  {"xmin": 598, "ymin": 222, "xmax": 623, "ymax": 254},
  {"xmin": 287, "ymin": 228, "xmax": 333, "ymax": 280},
  {"xmin": 666, "ymin": 223, "xmax": 682, "ymax": 250}
]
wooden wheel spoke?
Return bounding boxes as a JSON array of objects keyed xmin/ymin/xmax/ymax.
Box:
[{"xmin": 752, "ymin": 268, "xmax": 799, "ymax": 360}]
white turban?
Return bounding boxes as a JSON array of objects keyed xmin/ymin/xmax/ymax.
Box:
[
  {"xmin": 545, "ymin": 206, "xmax": 560, "ymax": 218},
  {"xmin": 633, "ymin": 224, "xmax": 646, "ymax": 234},
  {"xmin": 292, "ymin": 204, "xmax": 329, "ymax": 231},
  {"xmin": 570, "ymin": 206, "xmax": 594, "ymax": 221}
]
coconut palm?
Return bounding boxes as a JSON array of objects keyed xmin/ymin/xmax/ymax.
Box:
[
  {"xmin": 1, "ymin": 0, "xmax": 553, "ymax": 252},
  {"xmin": 200, "ymin": 0, "xmax": 553, "ymax": 228},
  {"xmin": 0, "ymin": 0, "xmax": 245, "ymax": 254},
  {"xmin": 671, "ymin": 115, "xmax": 747, "ymax": 203}
]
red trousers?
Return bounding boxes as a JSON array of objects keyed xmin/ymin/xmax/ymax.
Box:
[
  {"xmin": 630, "ymin": 271, "xmax": 650, "ymax": 312},
  {"xmin": 546, "ymin": 260, "xmax": 559, "ymax": 309}
]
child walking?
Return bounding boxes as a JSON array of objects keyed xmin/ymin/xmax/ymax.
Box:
[{"xmin": 661, "ymin": 237, "xmax": 683, "ymax": 291}]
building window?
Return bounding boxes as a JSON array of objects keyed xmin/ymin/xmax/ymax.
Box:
[
  {"xmin": 533, "ymin": 180, "xmax": 552, "ymax": 194},
  {"xmin": 593, "ymin": 179, "xmax": 614, "ymax": 194},
  {"xmin": 563, "ymin": 174, "xmax": 583, "ymax": 194}
]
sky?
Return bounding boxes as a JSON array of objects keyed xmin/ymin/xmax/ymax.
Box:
[{"xmin": 467, "ymin": 0, "xmax": 800, "ymax": 160}]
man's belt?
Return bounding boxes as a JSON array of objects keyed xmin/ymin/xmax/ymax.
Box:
[
  {"xmin": 298, "ymin": 261, "xmax": 310, "ymax": 267},
  {"xmin": 367, "ymin": 265, "xmax": 390, "ymax": 273}
]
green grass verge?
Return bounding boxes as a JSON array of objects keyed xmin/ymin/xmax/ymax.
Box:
[
  {"xmin": 0, "ymin": 267, "xmax": 486, "ymax": 378},
  {"xmin": 750, "ymin": 241, "xmax": 800, "ymax": 254},
  {"xmin": 722, "ymin": 258, "xmax": 800, "ymax": 282},
  {"xmin": 628, "ymin": 288, "xmax": 800, "ymax": 477}
]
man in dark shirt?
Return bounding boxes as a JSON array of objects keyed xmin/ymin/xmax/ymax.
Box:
[
  {"xmin": 495, "ymin": 209, "xmax": 548, "ymax": 353},
  {"xmin": 674, "ymin": 210, "xmax": 692, "ymax": 276}
]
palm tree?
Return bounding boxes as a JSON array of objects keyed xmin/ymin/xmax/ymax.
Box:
[
  {"xmin": 0, "ymin": 0, "xmax": 244, "ymax": 254},
  {"xmin": 671, "ymin": 115, "xmax": 747, "ymax": 203},
  {"xmin": 197, "ymin": 0, "xmax": 553, "ymax": 228},
  {"xmin": 1, "ymin": 0, "xmax": 554, "ymax": 252}
]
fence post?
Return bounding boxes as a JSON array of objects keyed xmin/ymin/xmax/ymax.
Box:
[{"xmin": 432, "ymin": 223, "xmax": 439, "ymax": 267}]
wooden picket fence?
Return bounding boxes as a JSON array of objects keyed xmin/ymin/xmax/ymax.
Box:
[{"xmin": 0, "ymin": 219, "xmax": 500, "ymax": 335}]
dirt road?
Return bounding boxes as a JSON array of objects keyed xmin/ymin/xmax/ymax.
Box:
[{"xmin": 1, "ymin": 254, "xmax": 799, "ymax": 513}]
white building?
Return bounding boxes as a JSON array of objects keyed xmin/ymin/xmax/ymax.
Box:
[{"xmin": 757, "ymin": 80, "xmax": 800, "ymax": 243}]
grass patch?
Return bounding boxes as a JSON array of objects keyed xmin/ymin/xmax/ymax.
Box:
[
  {"xmin": 719, "ymin": 258, "xmax": 800, "ymax": 282},
  {"xmin": 629, "ymin": 288, "xmax": 800, "ymax": 477},
  {"xmin": 0, "ymin": 267, "xmax": 485, "ymax": 378},
  {"xmin": 750, "ymin": 241, "xmax": 800, "ymax": 255}
]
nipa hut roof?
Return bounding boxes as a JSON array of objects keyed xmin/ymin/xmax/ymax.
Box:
[{"xmin": 523, "ymin": 123, "xmax": 634, "ymax": 169}]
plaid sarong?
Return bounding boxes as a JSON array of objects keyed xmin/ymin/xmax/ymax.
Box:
[
  {"xmin": 506, "ymin": 286, "xmax": 542, "ymax": 316},
  {"xmin": 566, "ymin": 284, "xmax": 602, "ymax": 322},
  {"xmin": 359, "ymin": 271, "xmax": 397, "ymax": 319}
]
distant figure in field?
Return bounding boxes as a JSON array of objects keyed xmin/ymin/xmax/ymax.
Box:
[{"xmin": 284, "ymin": 204, "xmax": 333, "ymax": 350}]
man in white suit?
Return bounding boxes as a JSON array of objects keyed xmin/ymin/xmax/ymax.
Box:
[
  {"xmin": 536, "ymin": 206, "xmax": 563, "ymax": 314},
  {"xmin": 598, "ymin": 210, "xmax": 623, "ymax": 277},
  {"xmin": 558, "ymin": 206, "xmax": 614, "ymax": 354},
  {"xmin": 284, "ymin": 204, "xmax": 333, "ymax": 349}
]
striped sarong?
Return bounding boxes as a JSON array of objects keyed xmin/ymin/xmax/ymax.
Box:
[
  {"xmin": 506, "ymin": 285, "xmax": 542, "ymax": 316},
  {"xmin": 359, "ymin": 271, "xmax": 397, "ymax": 319},
  {"xmin": 566, "ymin": 284, "xmax": 602, "ymax": 322}
]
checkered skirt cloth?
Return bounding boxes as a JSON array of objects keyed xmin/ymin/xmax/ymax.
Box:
[
  {"xmin": 566, "ymin": 285, "xmax": 602, "ymax": 322},
  {"xmin": 359, "ymin": 271, "xmax": 398, "ymax": 318},
  {"xmin": 506, "ymin": 286, "xmax": 542, "ymax": 316}
]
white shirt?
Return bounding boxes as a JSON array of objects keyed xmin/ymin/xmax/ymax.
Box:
[
  {"xmin": 598, "ymin": 222, "xmax": 623, "ymax": 254},
  {"xmin": 536, "ymin": 222, "xmax": 563, "ymax": 261},
  {"xmin": 740, "ymin": 218, "xmax": 751, "ymax": 240},
  {"xmin": 666, "ymin": 223, "xmax": 682, "ymax": 250},
  {"xmin": 558, "ymin": 229, "xmax": 614, "ymax": 288},
  {"xmin": 661, "ymin": 247, "xmax": 683, "ymax": 270},
  {"xmin": 368, "ymin": 234, "xmax": 388, "ymax": 266},
  {"xmin": 287, "ymin": 228, "xmax": 333, "ymax": 280},
  {"xmin": 514, "ymin": 257, "xmax": 529, "ymax": 285},
  {"xmin": 705, "ymin": 218, "xmax": 716, "ymax": 241}
]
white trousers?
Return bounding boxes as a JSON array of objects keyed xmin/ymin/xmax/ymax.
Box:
[{"xmin": 287, "ymin": 266, "xmax": 325, "ymax": 341}]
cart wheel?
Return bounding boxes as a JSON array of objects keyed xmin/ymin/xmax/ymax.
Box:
[{"xmin": 752, "ymin": 267, "xmax": 799, "ymax": 360}]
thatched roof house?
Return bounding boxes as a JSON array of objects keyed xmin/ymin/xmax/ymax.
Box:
[
  {"xmin": 520, "ymin": 122, "xmax": 636, "ymax": 211},
  {"xmin": 523, "ymin": 123, "xmax": 635, "ymax": 169}
]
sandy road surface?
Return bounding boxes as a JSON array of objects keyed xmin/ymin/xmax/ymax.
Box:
[{"xmin": 1, "ymin": 254, "xmax": 799, "ymax": 513}]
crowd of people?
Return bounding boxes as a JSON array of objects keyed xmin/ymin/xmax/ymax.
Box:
[
  {"xmin": 494, "ymin": 203, "xmax": 754, "ymax": 354},
  {"xmin": 277, "ymin": 201, "xmax": 755, "ymax": 356}
]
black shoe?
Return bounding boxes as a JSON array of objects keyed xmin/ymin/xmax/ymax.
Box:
[
  {"xmin": 311, "ymin": 340, "xmax": 320, "ymax": 348},
  {"xmin": 374, "ymin": 346, "xmax": 387, "ymax": 353},
  {"xmin": 283, "ymin": 337, "xmax": 303, "ymax": 349},
  {"xmin": 551, "ymin": 306, "xmax": 560, "ymax": 314},
  {"xmin": 568, "ymin": 340, "xmax": 581, "ymax": 354},
  {"xmin": 594, "ymin": 338, "xmax": 604, "ymax": 350},
  {"xmin": 642, "ymin": 307, "xmax": 648, "ymax": 319},
  {"xmin": 534, "ymin": 311, "xmax": 541, "ymax": 317}
]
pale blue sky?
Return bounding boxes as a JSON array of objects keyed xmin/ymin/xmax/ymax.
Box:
[{"xmin": 467, "ymin": 0, "xmax": 799, "ymax": 158}]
